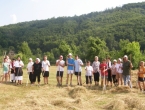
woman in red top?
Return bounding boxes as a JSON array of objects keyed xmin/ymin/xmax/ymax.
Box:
[{"xmin": 100, "ymin": 59, "xmax": 108, "ymax": 87}]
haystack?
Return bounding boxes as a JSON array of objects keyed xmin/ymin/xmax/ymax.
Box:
[{"xmin": 110, "ymin": 86, "xmax": 131, "ymax": 93}]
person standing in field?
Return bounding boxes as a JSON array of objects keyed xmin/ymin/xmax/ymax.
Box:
[
  {"xmin": 14, "ymin": 57, "xmax": 24, "ymax": 85},
  {"xmin": 1, "ymin": 58, "xmax": 10, "ymax": 82},
  {"xmin": 122, "ymin": 55, "xmax": 133, "ymax": 87},
  {"xmin": 56, "ymin": 55, "xmax": 65, "ymax": 86},
  {"xmin": 100, "ymin": 59, "xmax": 108, "ymax": 87},
  {"xmin": 5, "ymin": 56, "xmax": 11, "ymax": 82},
  {"xmin": 92, "ymin": 56, "xmax": 100, "ymax": 86},
  {"xmin": 85, "ymin": 61, "xmax": 93, "ymax": 87},
  {"xmin": 106, "ymin": 57, "xmax": 112, "ymax": 87},
  {"xmin": 137, "ymin": 61, "xmax": 145, "ymax": 91},
  {"xmin": 74, "ymin": 55, "xmax": 83, "ymax": 86},
  {"xmin": 42, "ymin": 56, "xmax": 50, "ymax": 84},
  {"xmin": 32, "ymin": 58, "xmax": 42, "ymax": 86},
  {"xmin": 27, "ymin": 58, "xmax": 34, "ymax": 84},
  {"xmin": 116, "ymin": 58, "xmax": 123, "ymax": 86},
  {"xmin": 66, "ymin": 53, "xmax": 75, "ymax": 86},
  {"xmin": 111, "ymin": 59, "xmax": 117, "ymax": 86},
  {"xmin": 10, "ymin": 59, "xmax": 15, "ymax": 83}
]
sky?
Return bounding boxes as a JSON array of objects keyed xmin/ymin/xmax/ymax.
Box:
[{"xmin": 0, "ymin": 0, "xmax": 144, "ymax": 26}]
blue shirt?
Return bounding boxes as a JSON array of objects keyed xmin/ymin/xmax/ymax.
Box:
[{"xmin": 67, "ymin": 58, "xmax": 75, "ymax": 70}]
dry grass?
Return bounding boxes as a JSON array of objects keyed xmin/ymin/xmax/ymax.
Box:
[{"xmin": 0, "ymin": 67, "xmax": 145, "ymax": 110}]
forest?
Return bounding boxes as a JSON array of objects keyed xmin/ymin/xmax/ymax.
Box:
[{"xmin": 0, "ymin": 2, "xmax": 145, "ymax": 67}]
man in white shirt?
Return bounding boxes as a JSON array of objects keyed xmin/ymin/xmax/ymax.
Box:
[
  {"xmin": 42, "ymin": 55, "xmax": 50, "ymax": 84},
  {"xmin": 56, "ymin": 55, "xmax": 65, "ymax": 86},
  {"xmin": 74, "ymin": 55, "xmax": 83, "ymax": 86}
]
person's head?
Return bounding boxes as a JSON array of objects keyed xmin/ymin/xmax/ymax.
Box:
[
  {"xmin": 102, "ymin": 59, "xmax": 106, "ymax": 64},
  {"xmin": 113, "ymin": 59, "xmax": 117, "ymax": 64},
  {"xmin": 140, "ymin": 61, "xmax": 144, "ymax": 67},
  {"xmin": 17, "ymin": 57, "xmax": 21, "ymax": 61},
  {"xmin": 118, "ymin": 58, "xmax": 122, "ymax": 63},
  {"xmin": 4, "ymin": 58, "xmax": 7, "ymax": 62},
  {"xmin": 44, "ymin": 55, "xmax": 47, "ymax": 61},
  {"xmin": 36, "ymin": 58, "xmax": 40, "ymax": 63},
  {"xmin": 75, "ymin": 55, "xmax": 79, "ymax": 60},
  {"xmin": 87, "ymin": 61, "xmax": 90, "ymax": 66},
  {"xmin": 12, "ymin": 59, "xmax": 15, "ymax": 62},
  {"xmin": 68, "ymin": 53, "xmax": 72, "ymax": 58},
  {"xmin": 5, "ymin": 55, "xmax": 9, "ymax": 59},
  {"xmin": 95, "ymin": 56, "xmax": 98, "ymax": 61},
  {"xmin": 59, "ymin": 55, "xmax": 63, "ymax": 60},
  {"xmin": 123, "ymin": 55, "xmax": 128, "ymax": 61},
  {"xmin": 29, "ymin": 58, "xmax": 32, "ymax": 62},
  {"xmin": 107, "ymin": 57, "xmax": 110, "ymax": 62}
]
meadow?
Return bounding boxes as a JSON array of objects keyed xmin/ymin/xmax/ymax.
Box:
[{"xmin": 0, "ymin": 66, "xmax": 145, "ymax": 110}]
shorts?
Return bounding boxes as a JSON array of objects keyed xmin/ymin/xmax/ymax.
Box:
[
  {"xmin": 75, "ymin": 72, "xmax": 81, "ymax": 76},
  {"xmin": 15, "ymin": 76, "xmax": 23, "ymax": 80},
  {"xmin": 67, "ymin": 70, "xmax": 74, "ymax": 74},
  {"xmin": 10, "ymin": 74, "xmax": 15, "ymax": 80},
  {"xmin": 3, "ymin": 71, "xmax": 8, "ymax": 74},
  {"xmin": 101, "ymin": 75, "xmax": 108, "ymax": 79},
  {"xmin": 43, "ymin": 71, "xmax": 49, "ymax": 77},
  {"xmin": 56, "ymin": 71, "xmax": 63, "ymax": 77},
  {"xmin": 138, "ymin": 77, "xmax": 144, "ymax": 82}
]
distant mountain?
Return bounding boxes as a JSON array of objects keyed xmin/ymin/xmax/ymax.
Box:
[{"xmin": 0, "ymin": 2, "xmax": 145, "ymax": 55}]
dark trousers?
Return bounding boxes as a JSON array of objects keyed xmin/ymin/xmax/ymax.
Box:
[
  {"xmin": 94, "ymin": 72, "xmax": 100, "ymax": 82},
  {"xmin": 33, "ymin": 72, "xmax": 41, "ymax": 82},
  {"xmin": 86, "ymin": 76, "xmax": 92, "ymax": 84},
  {"xmin": 112, "ymin": 75, "xmax": 117, "ymax": 83},
  {"xmin": 29, "ymin": 72, "xmax": 33, "ymax": 84}
]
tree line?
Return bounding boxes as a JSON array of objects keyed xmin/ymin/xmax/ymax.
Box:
[{"xmin": 0, "ymin": 2, "xmax": 145, "ymax": 67}]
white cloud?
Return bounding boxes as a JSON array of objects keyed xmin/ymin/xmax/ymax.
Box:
[{"xmin": 10, "ymin": 14, "xmax": 17, "ymax": 23}]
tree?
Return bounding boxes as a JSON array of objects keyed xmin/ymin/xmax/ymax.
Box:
[
  {"xmin": 58, "ymin": 41, "xmax": 72, "ymax": 58},
  {"xmin": 86, "ymin": 37, "xmax": 108, "ymax": 62}
]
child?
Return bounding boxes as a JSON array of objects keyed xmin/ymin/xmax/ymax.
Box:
[
  {"xmin": 2, "ymin": 58, "xmax": 10, "ymax": 82},
  {"xmin": 10, "ymin": 59, "xmax": 15, "ymax": 83},
  {"xmin": 85, "ymin": 61, "xmax": 93, "ymax": 86},
  {"xmin": 100, "ymin": 59, "xmax": 108, "ymax": 87},
  {"xmin": 138, "ymin": 61, "xmax": 145, "ymax": 91},
  {"xmin": 111, "ymin": 59, "xmax": 117, "ymax": 86}
]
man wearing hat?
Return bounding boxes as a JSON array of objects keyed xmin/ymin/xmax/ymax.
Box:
[
  {"xmin": 122, "ymin": 55, "xmax": 133, "ymax": 87},
  {"xmin": 66, "ymin": 53, "xmax": 75, "ymax": 86}
]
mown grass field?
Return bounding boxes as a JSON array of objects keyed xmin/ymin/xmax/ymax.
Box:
[{"xmin": 0, "ymin": 66, "xmax": 145, "ymax": 110}]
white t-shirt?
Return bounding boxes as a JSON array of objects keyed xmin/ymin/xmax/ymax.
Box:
[
  {"xmin": 111, "ymin": 64, "xmax": 116, "ymax": 75},
  {"xmin": 42, "ymin": 60, "xmax": 50, "ymax": 71},
  {"xmin": 14, "ymin": 60, "xmax": 24, "ymax": 67},
  {"xmin": 116, "ymin": 63, "xmax": 123, "ymax": 73},
  {"xmin": 27, "ymin": 62, "xmax": 34, "ymax": 72},
  {"xmin": 74, "ymin": 59, "xmax": 83, "ymax": 72},
  {"xmin": 85, "ymin": 66, "xmax": 93, "ymax": 76},
  {"xmin": 56, "ymin": 60, "xmax": 65, "ymax": 71}
]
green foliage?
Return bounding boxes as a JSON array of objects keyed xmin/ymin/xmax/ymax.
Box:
[{"xmin": 86, "ymin": 37, "xmax": 108, "ymax": 62}]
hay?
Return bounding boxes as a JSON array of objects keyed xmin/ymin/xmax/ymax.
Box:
[
  {"xmin": 103, "ymin": 96, "xmax": 145, "ymax": 110},
  {"xmin": 110, "ymin": 86, "xmax": 131, "ymax": 93},
  {"xmin": 103, "ymin": 100, "xmax": 126, "ymax": 110},
  {"xmin": 69, "ymin": 86, "xmax": 87, "ymax": 98}
]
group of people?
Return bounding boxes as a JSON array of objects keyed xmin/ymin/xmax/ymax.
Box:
[{"xmin": 1, "ymin": 53, "xmax": 144, "ymax": 91}]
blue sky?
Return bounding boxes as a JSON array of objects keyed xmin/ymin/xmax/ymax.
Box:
[{"xmin": 0, "ymin": 0, "xmax": 144, "ymax": 26}]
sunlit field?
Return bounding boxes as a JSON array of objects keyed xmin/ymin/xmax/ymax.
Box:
[{"xmin": 0, "ymin": 66, "xmax": 145, "ymax": 110}]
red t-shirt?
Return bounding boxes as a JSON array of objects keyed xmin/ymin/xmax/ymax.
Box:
[{"xmin": 100, "ymin": 63, "xmax": 108, "ymax": 76}]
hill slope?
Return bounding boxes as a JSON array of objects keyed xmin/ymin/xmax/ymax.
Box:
[{"xmin": 0, "ymin": 2, "xmax": 145, "ymax": 56}]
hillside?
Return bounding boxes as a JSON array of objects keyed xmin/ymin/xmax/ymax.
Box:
[{"xmin": 0, "ymin": 2, "xmax": 145, "ymax": 60}]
